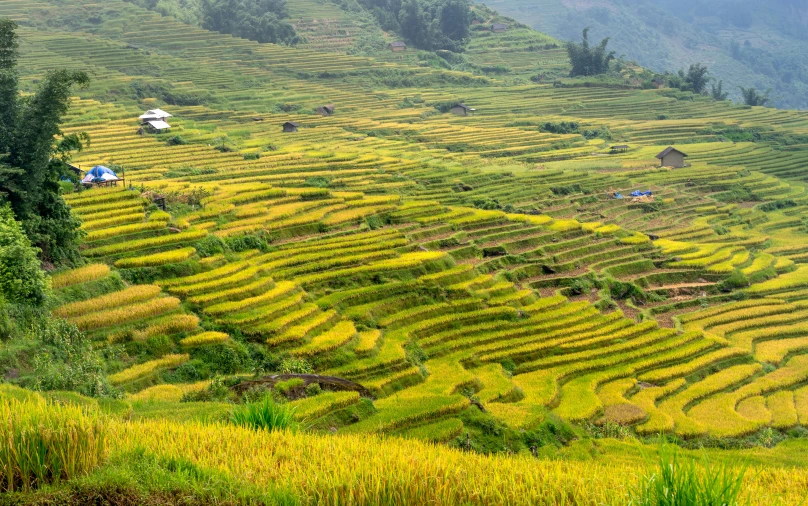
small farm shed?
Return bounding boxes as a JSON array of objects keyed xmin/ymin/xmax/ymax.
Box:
[
  {"xmin": 451, "ymin": 103, "xmax": 476, "ymax": 116},
  {"xmin": 283, "ymin": 121, "xmax": 300, "ymax": 133},
  {"xmin": 610, "ymin": 145, "xmax": 629, "ymax": 153},
  {"xmin": 656, "ymin": 146, "xmax": 688, "ymax": 168},
  {"xmin": 389, "ymin": 41, "xmax": 407, "ymax": 52},
  {"xmin": 139, "ymin": 108, "xmax": 172, "ymax": 132},
  {"xmin": 491, "ymin": 23, "xmax": 508, "ymax": 33},
  {"xmin": 145, "ymin": 120, "xmax": 171, "ymax": 133},
  {"xmin": 317, "ymin": 104, "xmax": 336, "ymax": 116},
  {"xmin": 139, "ymin": 108, "xmax": 172, "ymax": 123}
]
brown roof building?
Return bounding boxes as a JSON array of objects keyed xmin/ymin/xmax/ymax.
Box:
[{"xmin": 656, "ymin": 147, "xmax": 688, "ymax": 168}]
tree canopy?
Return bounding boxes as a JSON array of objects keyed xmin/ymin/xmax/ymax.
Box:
[
  {"xmin": 566, "ymin": 28, "xmax": 615, "ymax": 78},
  {"xmin": 0, "ymin": 19, "xmax": 87, "ymax": 266},
  {"xmin": 358, "ymin": 0, "xmax": 471, "ymax": 52},
  {"xmin": 740, "ymin": 87, "xmax": 771, "ymax": 106},
  {"xmin": 199, "ymin": 0, "xmax": 299, "ymax": 45}
]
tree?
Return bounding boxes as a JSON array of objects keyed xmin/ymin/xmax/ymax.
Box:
[
  {"xmin": 0, "ymin": 205, "xmax": 47, "ymax": 306},
  {"xmin": 0, "ymin": 19, "xmax": 17, "ymax": 155},
  {"xmin": 438, "ymin": 0, "xmax": 470, "ymax": 42},
  {"xmin": 711, "ymin": 80, "xmax": 729, "ymax": 101},
  {"xmin": 678, "ymin": 63, "xmax": 711, "ymax": 94},
  {"xmin": 0, "ymin": 20, "xmax": 88, "ymax": 266},
  {"xmin": 567, "ymin": 28, "xmax": 615, "ymax": 77},
  {"xmin": 739, "ymin": 86, "xmax": 770, "ymax": 106},
  {"xmin": 199, "ymin": 0, "xmax": 299, "ymax": 45}
]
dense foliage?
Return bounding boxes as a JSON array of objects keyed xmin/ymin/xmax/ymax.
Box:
[
  {"xmin": 199, "ymin": 0, "xmax": 299, "ymax": 45},
  {"xmin": 0, "ymin": 20, "xmax": 86, "ymax": 266},
  {"xmin": 566, "ymin": 28, "xmax": 614, "ymax": 78},
  {"xmin": 125, "ymin": 0, "xmax": 299, "ymax": 45},
  {"xmin": 0, "ymin": 206, "xmax": 47, "ymax": 306},
  {"xmin": 356, "ymin": 0, "xmax": 471, "ymax": 51}
]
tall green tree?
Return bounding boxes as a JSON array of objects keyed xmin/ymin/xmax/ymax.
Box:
[
  {"xmin": 0, "ymin": 19, "xmax": 18, "ymax": 155},
  {"xmin": 679, "ymin": 63, "xmax": 711, "ymax": 94},
  {"xmin": 0, "ymin": 205, "xmax": 47, "ymax": 306},
  {"xmin": 739, "ymin": 86, "xmax": 771, "ymax": 106},
  {"xmin": 711, "ymin": 80, "xmax": 729, "ymax": 101},
  {"xmin": 567, "ymin": 28, "xmax": 615, "ymax": 78},
  {"xmin": 0, "ymin": 20, "xmax": 88, "ymax": 266}
]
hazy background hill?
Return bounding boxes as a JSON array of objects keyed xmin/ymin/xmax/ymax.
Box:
[{"xmin": 484, "ymin": 0, "xmax": 808, "ymax": 109}]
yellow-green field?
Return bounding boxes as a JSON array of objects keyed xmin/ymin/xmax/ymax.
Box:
[{"xmin": 5, "ymin": 0, "xmax": 808, "ymax": 501}]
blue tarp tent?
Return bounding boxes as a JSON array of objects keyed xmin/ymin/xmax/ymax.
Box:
[
  {"xmin": 81, "ymin": 165, "xmax": 119, "ymax": 184},
  {"xmin": 613, "ymin": 192, "xmax": 624, "ymax": 199},
  {"xmin": 630, "ymin": 190, "xmax": 652, "ymax": 197}
]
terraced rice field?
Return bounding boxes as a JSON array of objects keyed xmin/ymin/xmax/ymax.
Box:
[{"xmin": 12, "ymin": 0, "xmax": 808, "ymax": 441}]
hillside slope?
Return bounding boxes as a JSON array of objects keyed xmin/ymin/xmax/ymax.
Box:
[
  {"xmin": 485, "ymin": 0, "xmax": 808, "ymax": 109},
  {"xmin": 5, "ymin": 0, "xmax": 808, "ymax": 459}
]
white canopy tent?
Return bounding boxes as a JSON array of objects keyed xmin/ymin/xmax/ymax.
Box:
[{"xmin": 139, "ymin": 108, "xmax": 172, "ymax": 121}]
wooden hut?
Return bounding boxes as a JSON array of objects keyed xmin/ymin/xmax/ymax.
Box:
[{"xmin": 656, "ymin": 147, "xmax": 688, "ymax": 168}]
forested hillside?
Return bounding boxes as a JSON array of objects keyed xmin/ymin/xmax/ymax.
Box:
[{"xmin": 487, "ymin": 0, "xmax": 808, "ymax": 109}]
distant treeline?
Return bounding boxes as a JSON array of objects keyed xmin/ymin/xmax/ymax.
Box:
[
  {"xmin": 337, "ymin": 0, "xmax": 472, "ymax": 51},
  {"xmin": 124, "ymin": 0, "xmax": 299, "ymax": 45}
]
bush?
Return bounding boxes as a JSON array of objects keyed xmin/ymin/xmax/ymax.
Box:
[
  {"xmin": 0, "ymin": 397, "xmax": 107, "ymax": 492},
  {"xmin": 0, "ymin": 206, "xmax": 48, "ymax": 306},
  {"xmin": 230, "ymin": 394, "xmax": 297, "ymax": 432},
  {"xmin": 631, "ymin": 445, "xmax": 745, "ymax": 506},
  {"xmin": 30, "ymin": 318, "xmax": 118, "ymax": 398},
  {"xmin": 166, "ymin": 135, "xmax": 187, "ymax": 146},
  {"xmin": 243, "ymin": 152, "xmax": 261, "ymax": 160},
  {"xmin": 279, "ymin": 357, "xmax": 313, "ymax": 374}
]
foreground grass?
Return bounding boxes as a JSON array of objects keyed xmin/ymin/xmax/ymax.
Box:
[{"xmin": 4, "ymin": 393, "xmax": 808, "ymax": 505}]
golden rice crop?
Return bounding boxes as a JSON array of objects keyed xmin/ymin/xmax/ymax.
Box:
[
  {"xmin": 290, "ymin": 391, "xmax": 360, "ymax": 420},
  {"xmin": 51, "ymin": 263, "xmax": 110, "ymax": 289},
  {"xmin": 179, "ymin": 331, "xmax": 230, "ymax": 347},
  {"xmin": 639, "ymin": 347, "xmax": 747, "ymax": 383},
  {"xmin": 766, "ymin": 391, "xmax": 798, "ymax": 429},
  {"xmin": 128, "ymin": 381, "xmax": 211, "ymax": 403},
  {"xmin": 354, "ymin": 329, "xmax": 381, "ymax": 354},
  {"xmin": 85, "ymin": 220, "xmax": 167, "ymax": 242},
  {"xmin": 204, "ymin": 281, "xmax": 296, "ymax": 315},
  {"xmin": 755, "ymin": 335, "xmax": 808, "ymax": 364},
  {"xmin": 108, "ymin": 354, "xmax": 190, "ymax": 385},
  {"xmin": 114, "ymin": 247, "xmax": 196, "ymax": 268},
  {"xmin": 70, "ymin": 297, "xmax": 181, "ymax": 331},
  {"xmin": 0, "ymin": 397, "xmax": 106, "ymax": 492},
  {"xmin": 55, "ymin": 285, "xmax": 162, "ymax": 318},
  {"xmin": 249, "ymin": 303, "xmax": 319, "ymax": 335},
  {"xmin": 748, "ymin": 265, "xmax": 808, "ymax": 294},
  {"xmin": 291, "ymin": 320, "xmax": 357, "ymax": 356},
  {"xmin": 113, "ymin": 314, "xmax": 201, "ymax": 343},
  {"xmin": 678, "ymin": 298, "xmax": 785, "ymax": 324},
  {"xmin": 269, "ymin": 310, "xmax": 337, "ymax": 346},
  {"xmin": 84, "ymin": 229, "xmax": 208, "ymax": 257},
  {"xmin": 80, "ymin": 212, "xmax": 144, "ymax": 231}
]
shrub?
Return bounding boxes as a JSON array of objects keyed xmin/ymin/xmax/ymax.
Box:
[
  {"xmin": 30, "ymin": 318, "xmax": 117, "ymax": 398},
  {"xmin": 243, "ymin": 152, "xmax": 261, "ymax": 160},
  {"xmin": 0, "ymin": 206, "xmax": 48, "ymax": 306},
  {"xmin": 631, "ymin": 445, "xmax": 745, "ymax": 506},
  {"xmin": 166, "ymin": 135, "xmax": 186, "ymax": 146},
  {"xmin": 0, "ymin": 397, "xmax": 107, "ymax": 492},
  {"xmin": 230, "ymin": 394, "xmax": 298, "ymax": 432},
  {"xmin": 279, "ymin": 357, "xmax": 313, "ymax": 374}
]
